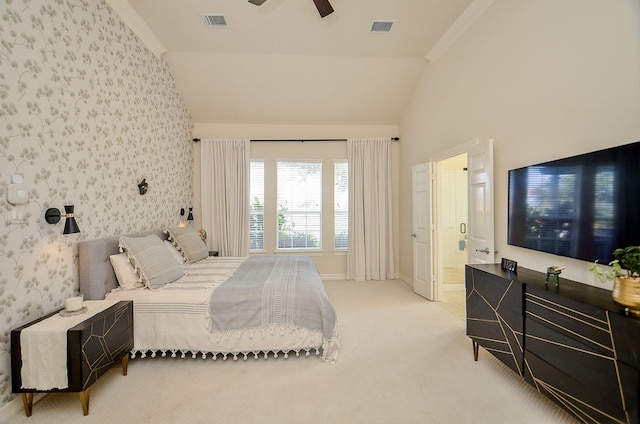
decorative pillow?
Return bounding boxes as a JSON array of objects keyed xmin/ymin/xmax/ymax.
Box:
[
  {"xmin": 119, "ymin": 234, "xmax": 184, "ymax": 290},
  {"xmin": 109, "ymin": 253, "xmax": 143, "ymax": 290},
  {"xmin": 164, "ymin": 240, "xmax": 185, "ymax": 265},
  {"xmin": 165, "ymin": 226, "xmax": 209, "ymax": 263}
]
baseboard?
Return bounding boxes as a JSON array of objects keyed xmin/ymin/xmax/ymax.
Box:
[
  {"xmin": 321, "ymin": 273, "xmax": 408, "ymax": 282},
  {"xmin": 398, "ymin": 273, "xmax": 413, "ymax": 287},
  {"xmin": 322, "ymin": 274, "xmax": 407, "ymax": 282},
  {"xmin": 0, "ymin": 393, "xmax": 47, "ymax": 421},
  {"xmin": 321, "ymin": 274, "xmax": 347, "ymax": 281}
]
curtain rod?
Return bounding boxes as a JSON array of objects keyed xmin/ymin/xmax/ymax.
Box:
[{"xmin": 192, "ymin": 137, "xmax": 399, "ymax": 143}]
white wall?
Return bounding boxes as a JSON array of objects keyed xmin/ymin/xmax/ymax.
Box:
[{"xmin": 399, "ymin": 0, "xmax": 640, "ymax": 286}]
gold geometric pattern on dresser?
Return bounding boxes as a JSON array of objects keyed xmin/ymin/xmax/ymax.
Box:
[
  {"xmin": 465, "ymin": 266, "xmax": 524, "ymax": 375},
  {"xmin": 524, "ymin": 292, "xmax": 636, "ymax": 424},
  {"xmin": 79, "ymin": 304, "xmax": 133, "ymax": 389},
  {"xmin": 466, "ymin": 264, "xmax": 640, "ymax": 424},
  {"xmin": 11, "ymin": 301, "xmax": 134, "ymax": 416}
]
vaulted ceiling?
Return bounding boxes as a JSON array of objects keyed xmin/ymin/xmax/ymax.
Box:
[{"xmin": 115, "ymin": 0, "xmax": 477, "ymax": 125}]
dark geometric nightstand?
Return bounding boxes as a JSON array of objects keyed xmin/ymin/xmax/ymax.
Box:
[{"xmin": 11, "ymin": 300, "xmax": 133, "ymax": 416}]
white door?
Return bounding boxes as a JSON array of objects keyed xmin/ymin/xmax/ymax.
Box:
[
  {"xmin": 467, "ymin": 139, "xmax": 495, "ymax": 264},
  {"xmin": 412, "ymin": 162, "xmax": 434, "ymax": 299}
]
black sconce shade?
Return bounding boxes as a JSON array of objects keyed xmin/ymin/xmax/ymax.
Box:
[
  {"xmin": 45, "ymin": 205, "xmax": 80, "ymax": 234},
  {"xmin": 63, "ymin": 205, "xmax": 80, "ymax": 234},
  {"xmin": 187, "ymin": 207, "xmax": 194, "ymax": 221}
]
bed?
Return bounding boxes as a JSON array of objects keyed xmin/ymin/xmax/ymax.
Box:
[{"xmin": 78, "ymin": 229, "xmax": 339, "ymax": 362}]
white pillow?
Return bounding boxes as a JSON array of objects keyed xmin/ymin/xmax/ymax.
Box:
[
  {"xmin": 164, "ymin": 240, "xmax": 185, "ymax": 265},
  {"xmin": 119, "ymin": 234, "xmax": 184, "ymax": 290},
  {"xmin": 109, "ymin": 253, "xmax": 143, "ymax": 290}
]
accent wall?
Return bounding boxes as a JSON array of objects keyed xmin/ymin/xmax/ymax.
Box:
[{"xmin": 0, "ymin": 0, "xmax": 193, "ymax": 408}]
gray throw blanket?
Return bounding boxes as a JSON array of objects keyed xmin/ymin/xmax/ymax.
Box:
[{"xmin": 209, "ymin": 255, "xmax": 338, "ymax": 346}]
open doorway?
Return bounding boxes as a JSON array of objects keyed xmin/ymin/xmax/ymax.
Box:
[
  {"xmin": 436, "ymin": 153, "xmax": 467, "ymax": 318},
  {"xmin": 412, "ymin": 139, "xmax": 493, "ymax": 314}
]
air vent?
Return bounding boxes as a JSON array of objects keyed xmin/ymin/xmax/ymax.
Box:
[
  {"xmin": 201, "ymin": 14, "xmax": 228, "ymax": 28},
  {"xmin": 370, "ymin": 21, "xmax": 394, "ymax": 33}
]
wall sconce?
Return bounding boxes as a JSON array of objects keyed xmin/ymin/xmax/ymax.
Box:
[
  {"xmin": 187, "ymin": 207, "xmax": 194, "ymax": 222},
  {"xmin": 45, "ymin": 205, "xmax": 80, "ymax": 234},
  {"xmin": 138, "ymin": 179, "xmax": 148, "ymax": 195}
]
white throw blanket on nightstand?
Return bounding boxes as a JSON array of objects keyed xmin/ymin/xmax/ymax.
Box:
[{"xmin": 20, "ymin": 300, "xmax": 117, "ymax": 390}]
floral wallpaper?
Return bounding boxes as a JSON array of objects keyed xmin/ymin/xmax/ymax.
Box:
[{"xmin": 0, "ymin": 0, "xmax": 193, "ymax": 409}]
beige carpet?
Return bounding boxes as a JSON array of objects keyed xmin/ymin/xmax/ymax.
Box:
[{"xmin": 2, "ymin": 280, "xmax": 577, "ymax": 424}]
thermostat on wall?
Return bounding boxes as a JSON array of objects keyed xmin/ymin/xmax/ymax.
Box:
[{"xmin": 8, "ymin": 177, "xmax": 29, "ymax": 205}]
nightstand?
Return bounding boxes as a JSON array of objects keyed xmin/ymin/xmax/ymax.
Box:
[{"xmin": 11, "ymin": 300, "xmax": 133, "ymax": 416}]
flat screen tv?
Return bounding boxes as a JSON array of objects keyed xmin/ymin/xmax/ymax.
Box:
[{"xmin": 507, "ymin": 140, "xmax": 640, "ymax": 264}]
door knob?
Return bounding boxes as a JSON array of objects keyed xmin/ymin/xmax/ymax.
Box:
[
  {"xmin": 410, "ymin": 233, "xmax": 417, "ymax": 238},
  {"xmin": 476, "ymin": 247, "xmax": 490, "ymax": 254}
]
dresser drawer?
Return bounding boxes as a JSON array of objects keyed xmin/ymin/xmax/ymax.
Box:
[
  {"xmin": 466, "ymin": 265, "xmax": 524, "ymax": 375},
  {"xmin": 468, "ymin": 267, "xmax": 523, "ymax": 317},
  {"xmin": 610, "ymin": 312, "xmax": 640, "ymax": 370},
  {"xmin": 526, "ymin": 291, "xmax": 612, "ymax": 355},
  {"xmin": 524, "ymin": 348, "xmax": 636, "ymax": 424}
]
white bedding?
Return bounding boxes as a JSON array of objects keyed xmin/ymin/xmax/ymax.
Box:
[{"xmin": 105, "ymin": 256, "xmax": 338, "ymax": 362}]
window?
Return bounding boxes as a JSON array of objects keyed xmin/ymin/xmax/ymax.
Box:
[
  {"xmin": 334, "ymin": 161, "xmax": 348, "ymax": 249},
  {"xmin": 277, "ymin": 161, "xmax": 322, "ymax": 250},
  {"xmin": 249, "ymin": 161, "xmax": 264, "ymax": 251}
]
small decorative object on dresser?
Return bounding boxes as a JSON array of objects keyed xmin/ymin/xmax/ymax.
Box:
[
  {"xmin": 544, "ymin": 265, "xmax": 565, "ymax": 287},
  {"xmin": 11, "ymin": 300, "xmax": 133, "ymax": 416},
  {"xmin": 500, "ymin": 257, "xmax": 517, "ymax": 272},
  {"xmin": 589, "ymin": 246, "xmax": 640, "ymax": 316}
]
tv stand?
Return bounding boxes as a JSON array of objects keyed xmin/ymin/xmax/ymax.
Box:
[{"xmin": 466, "ymin": 263, "xmax": 640, "ymax": 423}]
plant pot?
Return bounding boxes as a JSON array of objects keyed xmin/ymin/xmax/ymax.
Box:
[{"xmin": 612, "ymin": 277, "xmax": 640, "ymax": 316}]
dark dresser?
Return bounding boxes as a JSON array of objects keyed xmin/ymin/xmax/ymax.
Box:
[
  {"xmin": 11, "ymin": 300, "xmax": 133, "ymax": 416},
  {"xmin": 466, "ymin": 264, "xmax": 640, "ymax": 423}
]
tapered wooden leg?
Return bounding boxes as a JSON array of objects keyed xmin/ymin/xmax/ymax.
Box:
[
  {"xmin": 472, "ymin": 340, "xmax": 479, "ymax": 361},
  {"xmin": 80, "ymin": 389, "xmax": 91, "ymax": 416},
  {"xmin": 121, "ymin": 354, "xmax": 129, "ymax": 376},
  {"xmin": 21, "ymin": 393, "xmax": 33, "ymax": 417}
]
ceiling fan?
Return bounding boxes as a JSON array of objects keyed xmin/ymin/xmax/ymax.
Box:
[{"xmin": 248, "ymin": 0, "xmax": 334, "ymax": 18}]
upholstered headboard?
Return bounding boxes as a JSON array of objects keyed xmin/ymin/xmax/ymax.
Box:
[{"xmin": 78, "ymin": 230, "xmax": 168, "ymax": 300}]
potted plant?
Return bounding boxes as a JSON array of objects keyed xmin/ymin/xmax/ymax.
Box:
[{"xmin": 589, "ymin": 246, "xmax": 640, "ymax": 316}]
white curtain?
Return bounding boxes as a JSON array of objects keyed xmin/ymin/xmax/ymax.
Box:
[
  {"xmin": 200, "ymin": 138, "xmax": 250, "ymax": 256},
  {"xmin": 346, "ymin": 138, "xmax": 395, "ymax": 281}
]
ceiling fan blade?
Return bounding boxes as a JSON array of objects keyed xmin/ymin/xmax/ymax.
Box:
[
  {"xmin": 248, "ymin": 0, "xmax": 268, "ymax": 6},
  {"xmin": 312, "ymin": 0, "xmax": 334, "ymax": 18}
]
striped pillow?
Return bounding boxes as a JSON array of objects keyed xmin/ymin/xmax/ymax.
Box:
[
  {"xmin": 166, "ymin": 226, "xmax": 209, "ymax": 263},
  {"xmin": 119, "ymin": 234, "xmax": 184, "ymax": 290}
]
